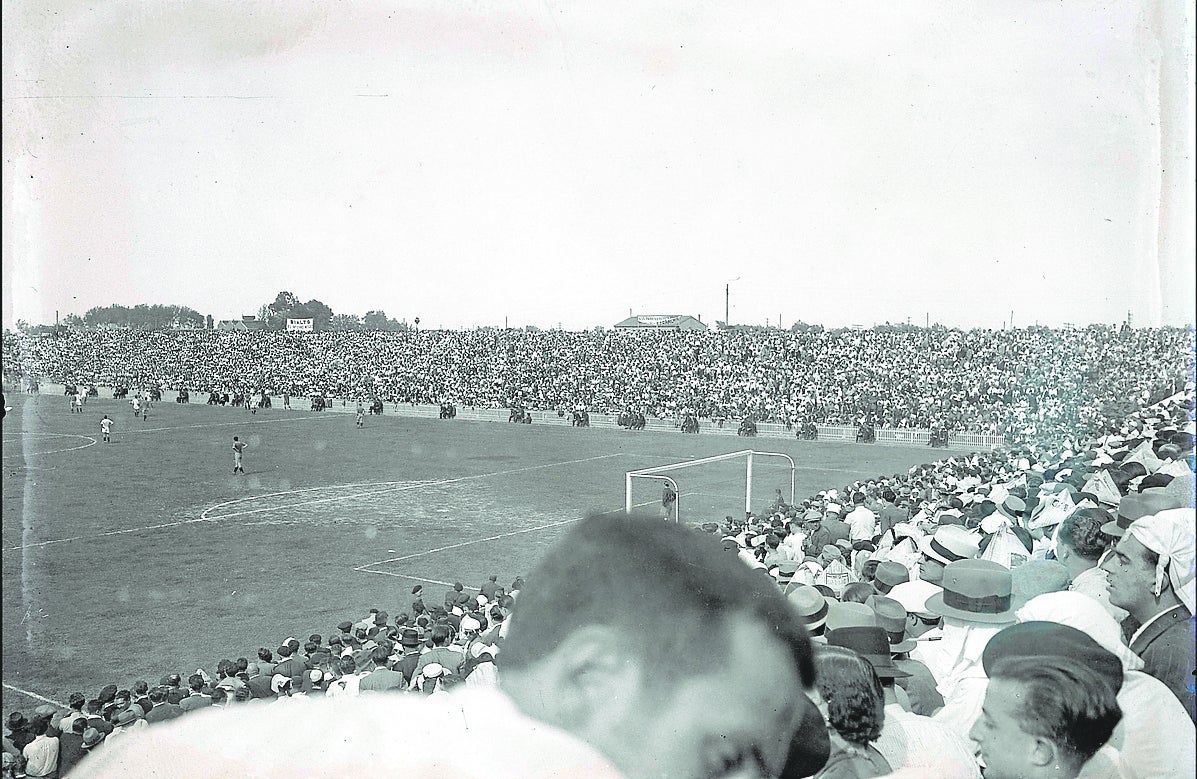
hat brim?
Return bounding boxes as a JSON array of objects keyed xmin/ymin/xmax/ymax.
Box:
[
  {"xmin": 1100, "ymin": 520, "xmax": 1126, "ymax": 538},
  {"xmin": 857, "ymin": 650, "xmax": 909, "ymax": 674},
  {"xmin": 924, "ymin": 593, "xmax": 1017, "ymax": 624},
  {"xmin": 888, "ymin": 637, "xmax": 917, "ymax": 653},
  {"xmin": 916, "ymin": 535, "xmax": 954, "ymax": 566}
]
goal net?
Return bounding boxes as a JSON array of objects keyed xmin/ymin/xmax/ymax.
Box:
[{"xmin": 625, "ymin": 450, "xmax": 796, "ymax": 524}]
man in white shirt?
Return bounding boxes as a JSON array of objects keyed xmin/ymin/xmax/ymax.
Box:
[
  {"xmin": 71, "ymin": 513, "xmax": 818, "ymax": 779},
  {"xmin": 20, "ymin": 717, "xmax": 58, "ymax": 778},
  {"xmin": 845, "ymin": 492, "xmax": 878, "ymax": 541}
]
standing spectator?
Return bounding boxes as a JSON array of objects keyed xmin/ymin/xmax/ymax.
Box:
[
  {"xmin": 178, "ymin": 675, "xmax": 212, "ymax": 713},
  {"xmin": 1102, "ymin": 508, "xmax": 1196, "ymax": 719},
  {"xmin": 142, "ymin": 688, "xmax": 182, "ymax": 724},
  {"xmin": 875, "ymin": 491, "xmax": 906, "ymax": 537},
  {"xmin": 20, "ymin": 717, "xmax": 58, "ymax": 778},
  {"xmin": 57, "ymin": 694, "xmax": 87, "ymax": 734},
  {"xmin": 56, "ymin": 718, "xmax": 88, "ymax": 776},
  {"xmin": 846, "ymin": 493, "xmax": 878, "ymax": 541}
]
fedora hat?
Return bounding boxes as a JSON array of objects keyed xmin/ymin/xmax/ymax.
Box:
[
  {"xmin": 824, "ymin": 601, "xmax": 876, "ymax": 632},
  {"xmin": 786, "ymin": 585, "xmax": 828, "ymax": 631},
  {"xmin": 873, "ymin": 561, "xmax": 910, "ymax": 594},
  {"xmin": 865, "ymin": 594, "xmax": 916, "ymax": 653},
  {"xmin": 925, "ymin": 559, "xmax": 1016, "ymax": 624},
  {"xmin": 917, "ymin": 525, "xmax": 980, "ymax": 566},
  {"xmin": 1101, "ymin": 490, "xmax": 1185, "ymax": 537},
  {"xmin": 826, "ymin": 626, "xmax": 911, "ymax": 678}
]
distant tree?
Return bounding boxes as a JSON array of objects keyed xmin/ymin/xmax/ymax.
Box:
[
  {"xmin": 206, "ymin": 314, "xmax": 215, "ymax": 330},
  {"xmin": 272, "ymin": 291, "xmax": 302, "ymax": 312},
  {"xmin": 14, "ymin": 319, "xmax": 30, "ymax": 334},
  {"xmin": 329, "ymin": 313, "xmax": 363, "ymax": 331},
  {"xmin": 362, "ymin": 310, "xmax": 391, "ymax": 331},
  {"xmin": 301, "ymin": 299, "xmax": 333, "ymax": 331},
  {"xmin": 62, "ymin": 313, "xmax": 84, "ymax": 327}
]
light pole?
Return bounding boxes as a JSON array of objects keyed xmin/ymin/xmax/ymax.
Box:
[{"xmin": 725, "ymin": 277, "xmax": 740, "ymax": 326}]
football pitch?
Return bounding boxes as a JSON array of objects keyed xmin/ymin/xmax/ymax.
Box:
[{"xmin": 2, "ymin": 393, "xmax": 936, "ymax": 715}]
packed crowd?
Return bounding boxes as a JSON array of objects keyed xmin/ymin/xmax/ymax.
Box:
[
  {"xmin": 3, "ymin": 325, "xmax": 1191, "ymax": 443},
  {"xmin": 3, "ymin": 378, "xmax": 1194, "ymax": 777},
  {"xmin": 3, "ymin": 577, "xmax": 521, "ymax": 778}
]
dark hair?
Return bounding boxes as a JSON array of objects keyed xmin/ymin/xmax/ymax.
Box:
[
  {"xmin": 132, "ymin": 680, "xmax": 148, "ymax": 696},
  {"xmin": 188, "ymin": 674, "xmax": 204, "ymax": 692},
  {"xmin": 68, "ymin": 692, "xmax": 86, "ymax": 710},
  {"xmin": 370, "ymin": 645, "xmax": 390, "ymax": 665},
  {"xmin": 235, "ymin": 658, "xmax": 248, "ymax": 673},
  {"xmin": 988, "ymin": 656, "xmax": 1122, "ymax": 767},
  {"xmin": 840, "ymin": 582, "xmax": 874, "ymax": 604},
  {"xmin": 86, "ymin": 699, "xmax": 102, "ymax": 715},
  {"xmin": 339, "ymin": 657, "xmax": 356, "ymax": 675},
  {"xmin": 309, "ymin": 634, "xmax": 322, "ymax": 645},
  {"xmin": 149, "ymin": 687, "xmax": 166, "ymax": 703},
  {"xmin": 277, "ymin": 644, "xmax": 292, "ymax": 658},
  {"xmin": 430, "ymin": 624, "xmax": 453, "ymax": 647},
  {"xmin": 1057, "ymin": 508, "xmax": 1114, "ymax": 561},
  {"xmin": 815, "ymin": 646, "xmax": 885, "ymax": 745},
  {"xmin": 500, "ymin": 513, "xmax": 814, "ymax": 691},
  {"xmin": 31, "ymin": 717, "xmax": 50, "ymax": 737},
  {"xmin": 209, "ymin": 688, "xmax": 227, "ymax": 705},
  {"xmin": 72, "ymin": 717, "xmax": 88, "ymax": 734},
  {"xmin": 258, "ymin": 648, "xmax": 273, "ymax": 662}
]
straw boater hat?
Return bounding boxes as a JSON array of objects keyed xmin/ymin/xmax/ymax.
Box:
[
  {"xmin": 925, "ymin": 559, "xmax": 1017, "ymax": 624},
  {"xmin": 917, "ymin": 524, "xmax": 981, "ymax": 566},
  {"xmin": 823, "ymin": 601, "xmax": 876, "ymax": 633}
]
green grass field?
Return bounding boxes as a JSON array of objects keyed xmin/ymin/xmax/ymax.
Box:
[{"xmin": 2, "ymin": 393, "xmax": 935, "ymax": 716}]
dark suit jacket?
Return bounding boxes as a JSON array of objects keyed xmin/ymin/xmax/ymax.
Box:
[
  {"xmin": 1130, "ymin": 605, "xmax": 1195, "ymax": 721},
  {"xmin": 142, "ymin": 702, "xmax": 183, "ymax": 724}
]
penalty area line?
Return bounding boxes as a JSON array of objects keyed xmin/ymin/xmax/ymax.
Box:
[
  {"xmin": 354, "ymin": 498, "xmax": 659, "ymax": 574},
  {"xmin": 2, "ymin": 683, "xmax": 68, "ymax": 708}
]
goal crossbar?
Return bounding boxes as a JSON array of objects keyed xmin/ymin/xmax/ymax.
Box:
[{"xmin": 624, "ymin": 450, "xmax": 796, "ymax": 521}]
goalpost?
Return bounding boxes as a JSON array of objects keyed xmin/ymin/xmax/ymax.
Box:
[{"xmin": 625, "ymin": 450, "xmax": 796, "ymax": 523}]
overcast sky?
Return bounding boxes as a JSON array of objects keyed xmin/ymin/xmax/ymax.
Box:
[{"xmin": 3, "ymin": 1, "xmax": 1193, "ymax": 331}]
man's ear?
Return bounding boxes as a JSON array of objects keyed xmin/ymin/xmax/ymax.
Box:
[
  {"xmin": 1029, "ymin": 736, "xmax": 1057, "ymax": 768},
  {"xmin": 537, "ymin": 625, "xmax": 644, "ymax": 731}
]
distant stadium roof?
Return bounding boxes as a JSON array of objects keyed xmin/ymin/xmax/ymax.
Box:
[{"xmin": 614, "ymin": 315, "xmax": 707, "ymax": 330}]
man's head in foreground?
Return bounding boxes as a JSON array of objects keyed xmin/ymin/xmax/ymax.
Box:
[
  {"xmin": 970, "ymin": 655, "xmax": 1121, "ymax": 779},
  {"xmin": 498, "ymin": 512, "xmax": 816, "ymax": 779}
]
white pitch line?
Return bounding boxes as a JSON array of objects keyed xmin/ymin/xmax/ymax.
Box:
[
  {"xmin": 352, "ymin": 570, "xmax": 459, "ymax": 588},
  {"xmin": 355, "ymin": 517, "xmax": 580, "ymax": 570},
  {"xmin": 355, "ymin": 498, "xmax": 659, "ymax": 572},
  {"xmin": 201, "ymin": 453, "xmax": 624, "ymax": 522},
  {"xmin": 2, "ymin": 517, "xmax": 209, "ymax": 552},
  {"xmin": 201, "ymin": 480, "xmax": 442, "ymax": 518},
  {"xmin": 1, "ymin": 683, "xmax": 68, "ymax": 708},
  {"xmin": 5, "ymin": 453, "xmax": 624, "ymax": 552},
  {"xmin": 2, "ymin": 433, "xmax": 97, "ymax": 458},
  {"xmin": 116, "ymin": 414, "xmax": 335, "ymax": 434}
]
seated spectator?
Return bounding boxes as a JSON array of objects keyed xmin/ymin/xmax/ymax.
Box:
[
  {"xmin": 1055, "ymin": 506, "xmax": 1126, "ymax": 621},
  {"xmin": 811, "ymin": 645, "xmax": 892, "ymax": 778},
  {"xmin": 1101, "ymin": 507, "xmax": 1196, "ymax": 719}
]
